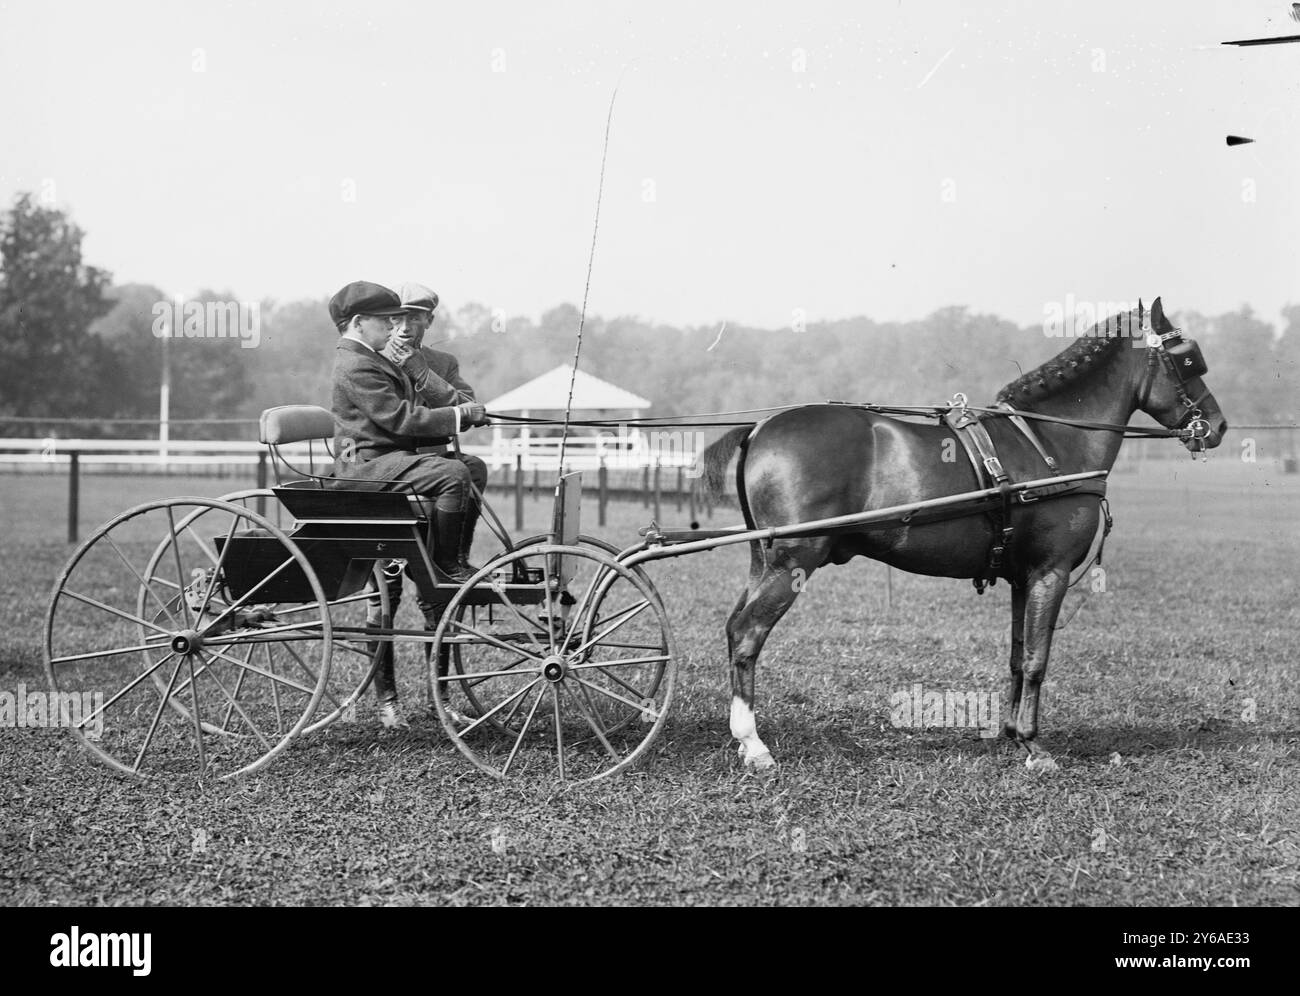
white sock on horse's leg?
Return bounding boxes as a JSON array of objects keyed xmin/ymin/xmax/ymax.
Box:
[{"xmin": 730, "ymin": 696, "xmax": 775, "ymax": 769}]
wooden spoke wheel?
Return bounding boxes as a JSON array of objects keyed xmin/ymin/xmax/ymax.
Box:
[
  {"xmin": 425, "ymin": 533, "xmax": 657, "ymax": 725},
  {"xmin": 503, "ymin": 534, "xmax": 669, "ymax": 736},
  {"xmin": 45, "ymin": 497, "xmax": 333, "ymax": 780},
  {"xmin": 429, "ymin": 544, "xmax": 676, "ymax": 782},
  {"xmin": 143, "ymin": 490, "xmax": 391, "ymax": 737}
]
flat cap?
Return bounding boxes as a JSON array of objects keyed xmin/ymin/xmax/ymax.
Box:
[
  {"xmin": 397, "ymin": 282, "xmax": 440, "ymax": 313},
  {"xmin": 328, "ymin": 281, "xmax": 404, "ymax": 328}
]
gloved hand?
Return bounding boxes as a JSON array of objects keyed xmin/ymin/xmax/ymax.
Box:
[
  {"xmin": 381, "ymin": 327, "xmax": 416, "ymax": 367},
  {"xmin": 400, "ymin": 345, "xmax": 433, "ymax": 384},
  {"xmin": 457, "ymin": 402, "xmax": 488, "ymax": 428}
]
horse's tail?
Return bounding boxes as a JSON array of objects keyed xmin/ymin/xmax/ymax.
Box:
[{"xmin": 701, "ymin": 425, "xmax": 756, "ymax": 525}]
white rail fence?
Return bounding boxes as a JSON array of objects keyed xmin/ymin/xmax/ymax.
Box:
[{"xmin": 0, "ymin": 431, "xmax": 702, "ymax": 473}]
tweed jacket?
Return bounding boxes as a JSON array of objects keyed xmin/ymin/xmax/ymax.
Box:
[{"xmin": 331, "ymin": 338, "xmax": 462, "ymax": 480}]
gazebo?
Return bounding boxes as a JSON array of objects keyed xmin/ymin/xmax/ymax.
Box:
[{"xmin": 484, "ymin": 365, "xmax": 652, "ymax": 468}]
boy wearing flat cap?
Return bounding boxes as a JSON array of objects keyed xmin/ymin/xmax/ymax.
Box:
[
  {"xmin": 329, "ymin": 279, "xmax": 487, "ymax": 586},
  {"xmin": 361, "ymin": 282, "xmax": 492, "ymax": 724}
]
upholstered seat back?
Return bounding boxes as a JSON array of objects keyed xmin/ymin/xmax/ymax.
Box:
[{"xmin": 259, "ymin": 406, "xmax": 335, "ymax": 445}]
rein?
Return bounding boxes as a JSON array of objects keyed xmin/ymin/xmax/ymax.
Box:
[{"xmin": 487, "ymin": 401, "xmax": 1197, "ymax": 439}]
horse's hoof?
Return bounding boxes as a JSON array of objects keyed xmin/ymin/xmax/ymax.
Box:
[
  {"xmin": 377, "ymin": 701, "xmax": 411, "ymax": 730},
  {"xmin": 1024, "ymin": 753, "xmax": 1059, "ymax": 773},
  {"xmin": 744, "ymin": 749, "xmax": 776, "ymax": 771}
]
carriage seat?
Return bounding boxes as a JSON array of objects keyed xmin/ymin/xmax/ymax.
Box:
[{"xmin": 258, "ymin": 405, "xmax": 436, "ymax": 517}]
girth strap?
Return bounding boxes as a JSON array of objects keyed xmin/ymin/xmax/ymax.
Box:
[{"xmin": 944, "ymin": 405, "xmax": 1013, "ymax": 592}]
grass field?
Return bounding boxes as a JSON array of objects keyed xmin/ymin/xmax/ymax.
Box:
[{"xmin": 1, "ymin": 456, "xmax": 1297, "ymax": 906}]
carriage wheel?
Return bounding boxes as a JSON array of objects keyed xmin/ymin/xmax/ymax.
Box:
[
  {"xmin": 45, "ymin": 497, "xmax": 332, "ymax": 780},
  {"xmin": 144, "ymin": 490, "xmax": 389, "ymax": 736},
  {"xmin": 507, "ymin": 534, "xmax": 669, "ymax": 736},
  {"xmin": 425, "ymin": 533, "xmax": 656, "ymax": 723},
  {"xmin": 430, "ymin": 544, "xmax": 676, "ymax": 781}
]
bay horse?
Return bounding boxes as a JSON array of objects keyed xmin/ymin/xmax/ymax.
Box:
[{"xmin": 701, "ymin": 298, "xmax": 1227, "ymax": 771}]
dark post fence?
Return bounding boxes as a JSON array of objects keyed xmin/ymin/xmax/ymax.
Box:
[
  {"xmin": 514, "ymin": 454, "xmax": 524, "ymax": 532},
  {"xmin": 66, "ymin": 452, "xmax": 80, "ymax": 544},
  {"xmin": 255, "ymin": 450, "xmax": 268, "ymax": 516},
  {"xmin": 50, "ymin": 452, "xmax": 743, "ymax": 546},
  {"xmin": 652, "ymin": 460, "xmax": 661, "ymax": 522},
  {"xmin": 598, "ymin": 460, "xmax": 608, "ymax": 527}
]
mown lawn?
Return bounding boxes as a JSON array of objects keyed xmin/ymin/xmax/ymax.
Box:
[{"xmin": 0, "ymin": 457, "xmax": 1296, "ymax": 905}]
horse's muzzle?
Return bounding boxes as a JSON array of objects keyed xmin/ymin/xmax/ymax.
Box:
[{"xmin": 1182, "ymin": 418, "xmax": 1227, "ymax": 452}]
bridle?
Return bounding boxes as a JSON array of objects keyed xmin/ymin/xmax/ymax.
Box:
[{"xmin": 1134, "ymin": 325, "xmax": 1214, "ymax": 454}]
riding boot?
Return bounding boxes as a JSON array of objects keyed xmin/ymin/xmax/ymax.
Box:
[
  {"xmin": 458, "ymin": 499, "xmax": 482, "ymax": 573},
  {"xmin": 433, "ymin": 508, "xmax": 474, "ymax": 583}
]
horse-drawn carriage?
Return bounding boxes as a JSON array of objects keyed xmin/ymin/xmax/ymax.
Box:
[{"xmin": 43, "ymin": 299, "xmax": 1226, "ymax": 781}]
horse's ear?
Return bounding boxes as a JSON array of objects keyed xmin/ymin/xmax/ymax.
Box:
[{"xmin": 1151, "ymin": 296, "xmax": 1171, "ymax": 332}]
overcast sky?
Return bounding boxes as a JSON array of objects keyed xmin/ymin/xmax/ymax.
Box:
[{"xmin": 1, "ymin": 0, "xmax": 1296, "ymax": 330}]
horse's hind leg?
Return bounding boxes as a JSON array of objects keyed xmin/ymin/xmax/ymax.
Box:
[
  {"xmin": 369, "ymin": 561, "xmax": 405, "ymax": 726},
  {"xmin": 1003, "ymin": 583, "xmax": 1026, "ymax": 740},
  {"xmin": 1014, "ymin": 566, "xmax": 1070, "ymax": 771},
  {"xmin": 726, "ymin": 540, "xmax": 822, "ymax": 770}
]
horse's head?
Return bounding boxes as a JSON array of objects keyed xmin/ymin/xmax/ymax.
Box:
[{"xmin": 1134, "ymin": 297, "xmax": 1228, "ymax": 453}]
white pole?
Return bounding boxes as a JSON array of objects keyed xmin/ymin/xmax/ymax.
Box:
[{"xmin": 159, "ymin": 318, "xmax": 171, "ymax": 468}]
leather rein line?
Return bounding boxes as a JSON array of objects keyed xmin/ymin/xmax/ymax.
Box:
[{"xmin": 487, "ymin": 403, "xmax": 1195, "ymax": 440}]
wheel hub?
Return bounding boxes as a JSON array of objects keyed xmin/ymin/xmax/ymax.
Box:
[
  {"xmin": 541, "ymin": 655, "xmax": 567, "ymax": 683},
  {"xmin": 170, "ymin": 629, "xmax": 204, "ymax": 655}
]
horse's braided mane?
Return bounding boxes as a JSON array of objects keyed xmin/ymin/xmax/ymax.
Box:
[{"xmin": 995, "ymin": 309, "xmax": 1140, "ymax": 405}]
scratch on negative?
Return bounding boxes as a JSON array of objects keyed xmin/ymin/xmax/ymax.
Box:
[{"xmin": 707, "ymin": 321, "xmax": 728, "ymax": 352}]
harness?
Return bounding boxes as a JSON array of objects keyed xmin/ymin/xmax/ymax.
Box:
[{"xmin": 944, "ymin": 394, "xmax": 1111, "ymax": 594}]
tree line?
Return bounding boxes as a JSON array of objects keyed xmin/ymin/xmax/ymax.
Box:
[{"xmin": 2, "ymin": 193, "xmax": 1296, "ymax": 440}]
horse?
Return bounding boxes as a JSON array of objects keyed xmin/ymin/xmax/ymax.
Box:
[{"xmin": 701, "ymin": 297, "xmax": 1227, "ymax": 772}]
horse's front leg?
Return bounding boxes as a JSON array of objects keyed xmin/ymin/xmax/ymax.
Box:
[
  {"xmin": 1015, "ymin": 566, "xmax": 1069, "ymax": 771},
  {"xmin": 1003, "ymin": 583, "xmax": 1026, "ymax": 740}
]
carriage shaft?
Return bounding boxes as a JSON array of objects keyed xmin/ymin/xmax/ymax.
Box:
[{"xmin": 620, "ymin": 470, "xmax": 1108, "ymax": 567}]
